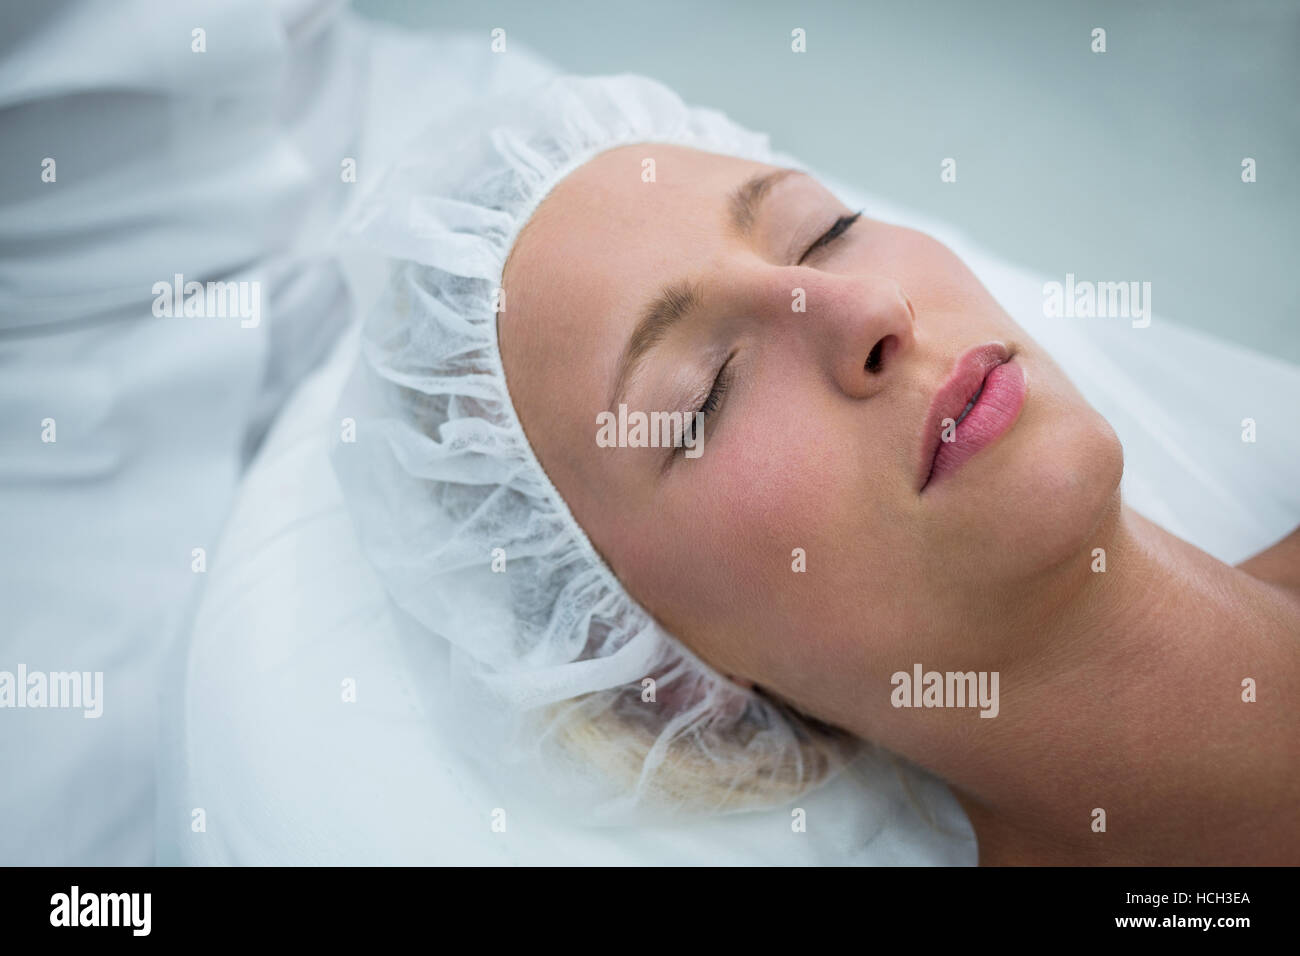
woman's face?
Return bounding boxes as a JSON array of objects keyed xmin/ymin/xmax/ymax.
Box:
[{"xmin": 500, "ymin": 143, "xmax": 1122, "ymax": 740}]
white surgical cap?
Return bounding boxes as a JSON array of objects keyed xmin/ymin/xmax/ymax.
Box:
[{"xmin": 331, "ymin": 74, "xmax": 858, "ymax": 823}]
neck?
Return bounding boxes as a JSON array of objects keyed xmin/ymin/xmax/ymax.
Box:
[{"xmin": 873, "ymin": 499, "xmax": 1300, "ymax": 865}]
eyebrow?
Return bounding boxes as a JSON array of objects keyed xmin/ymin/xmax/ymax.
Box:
[
  {"xmin": 729, "ymin": 167, "xmax": 801, "ymax": 236},
  {"xmin": 608, "ymin": 167, "xmax": 803, "ymax": 409}
]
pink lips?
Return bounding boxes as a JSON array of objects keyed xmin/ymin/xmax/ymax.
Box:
[{"xmin": 918, "ymin": 343, "xmax": 1026, "ymax": 492}]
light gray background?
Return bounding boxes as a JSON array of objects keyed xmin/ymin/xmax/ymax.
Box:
[{"xmin": 355, "ymin": 0, "xmax": 1300, "ymax": 362}]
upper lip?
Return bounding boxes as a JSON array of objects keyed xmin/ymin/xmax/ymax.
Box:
[{"xmin": 917, "ymin": 342, "xmax": 1014, "ymax": 491}]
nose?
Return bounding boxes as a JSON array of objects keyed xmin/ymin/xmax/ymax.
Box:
[{"xmin": 795, "ymin": 272, "xmax": 916, "ymax": 400}]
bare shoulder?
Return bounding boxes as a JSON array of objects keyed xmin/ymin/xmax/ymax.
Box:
[{"xmin": 1236, "ymin": 525, "xmax": 1300, "ymax": 595}]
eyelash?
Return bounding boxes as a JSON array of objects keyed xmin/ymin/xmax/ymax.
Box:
[
  {"xmin": 680, "ymin": 212, "xmax": 861, "ymax": 458},
  {"xmin": 680, "ymin": 354, "xmax": 734, "ymax": 452},
  {"xmin": 798, "ymin": 210, "xmax": 863, "ymax": 265}
]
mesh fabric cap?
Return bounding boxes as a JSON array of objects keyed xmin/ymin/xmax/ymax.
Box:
[{"xmin": 330, "ymin": 74, "xmax": 859, "ymax": 823}]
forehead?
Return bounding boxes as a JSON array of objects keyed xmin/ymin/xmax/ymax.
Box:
[
  {"xmin": 501, "ymin": 144, "xmax": 773, "ymax": 388},
  {"xmin": 534, "ymin": 141, "xmax": 775, "ymax": 235},
  {"xmin": 506, "ymin": 142, "xmax": 775, "ymax": 298}
]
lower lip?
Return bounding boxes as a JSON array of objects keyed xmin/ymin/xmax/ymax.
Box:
[{"xmin": 925, "ymin": 358, "xmax": 1027, "ymax": 490}]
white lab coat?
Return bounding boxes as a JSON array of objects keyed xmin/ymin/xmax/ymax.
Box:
[{"xmin": 0, "ymin": 0, "xmax": 361, "ymax": 864}]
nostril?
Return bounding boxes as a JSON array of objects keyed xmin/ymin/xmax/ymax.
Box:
[{"xmin": 865, "ymin": 336, "xmax": 890, "ymax": 373}]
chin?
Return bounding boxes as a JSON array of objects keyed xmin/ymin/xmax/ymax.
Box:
[
  {"xmin": 1007, "ymin": 407, "xmax": 1124, "ymax": 570},
  {"xmin": 938, "ymin": 403, "xmax": 1124, "ymax": 586}
]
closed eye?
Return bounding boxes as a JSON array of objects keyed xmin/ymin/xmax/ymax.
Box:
[
  {"xmin": 681, "ymin": 353, "xmax": 734, "ymax": 446},
  {"xmin": 798, "ymin": 210, "xmax": 862, "ymax": 265},
  {"xmin": 667, "ymin": 352, "xmax": 735, "ymax": 469},
  {"xmin": 669, "ymin": 210, "xmax": 861, "ymax": 471}
]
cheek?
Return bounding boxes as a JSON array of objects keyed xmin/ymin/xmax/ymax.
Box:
[
  {"xmin": 649, "ymin": 385, "xmax": 908, "ymax": 657},
  {"xmin": 663, "ymin": 410, "xmax": 843, "ymax": 613},
  {"xmin": 608, "ymin": 384, "xmax": 853, "ymax": 642},
  {"xmin": 858, "ymin": 227, "xmax": 959, "ymax": 287},
  {"xmin": 865, "ymin": 229, "xmax": 1008, "ymax": 326},
  {"xmin": 683, "ymin": 408, "xmax": 911, "ymax": 720},
  {"xmin": 1002, "ymin": 394, "xmax": 1124, "ymax": 563}
]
